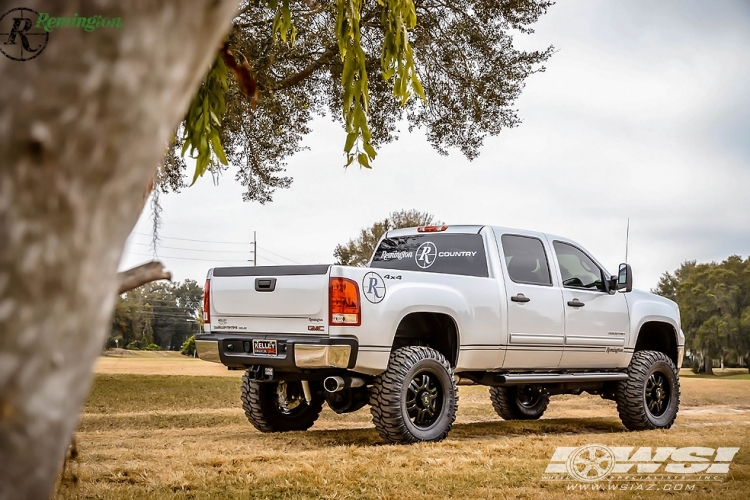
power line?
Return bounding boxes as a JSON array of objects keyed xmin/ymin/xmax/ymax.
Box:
[
  {"xmin": 131, "ymin": 232, "xmax": 254, "ymax": 245},
  {"xmin": 257, "ymin": 254, "xmax": 281, "ymax": 265},
  {"xmin": 124, "ymin": 250, "xmax": 283, "ymax": 265},
  {"xmin": 124, "ymin": 251, "xmax": 249, "ymax": 263},
  {"xmin": 257, "ymin": 245, "xmax": 302, "ymax": 265},
  {"xmin": 129, "ymin": 232, "xmax": 301, "ymax": 264},
  {"xmin": 127, "ymin": 241, "xmax": 254, "ymax": 254},
  {"xmin": 122, "ymin": 306, "xmax": 199, "ymax": 310},
  {"xmin": 130, "ymin": 232, "xmax": 302, "ymax": 265}
]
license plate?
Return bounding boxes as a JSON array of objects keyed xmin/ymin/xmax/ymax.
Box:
[{"xmin": 253, "ymin": 339, "xmax": 277, "ymax": 356}]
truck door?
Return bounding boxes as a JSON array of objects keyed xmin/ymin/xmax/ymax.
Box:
[
  {"xmin": 497, "ymin": 234, "xmax": 565, "ymax": 369},
  {"xmin": 551, "ymin": 240, "xmax": 630, "ymax": 369}
]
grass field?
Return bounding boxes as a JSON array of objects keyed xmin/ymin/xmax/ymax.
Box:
[{"xmin": 55, "ymin": 354, "xmax": 750, "ymax": 499}]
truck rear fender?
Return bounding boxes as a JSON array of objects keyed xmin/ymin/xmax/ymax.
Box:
[
  {"xmin": 392, "ymin": 311, "xmax": 460, "ymax": 367},
  {"xmin": 382, "ymin": 285, "xmax": 466, "ymax": 367}
]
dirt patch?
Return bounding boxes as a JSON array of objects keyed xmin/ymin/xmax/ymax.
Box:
[{"xmin": 680, "ymin": 406, "xmax": 750, "ymax": 415}]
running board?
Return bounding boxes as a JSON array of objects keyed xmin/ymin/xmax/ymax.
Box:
[{"xmin": 459, "ymin": 371, "xmax": 629, "ymax": 387}]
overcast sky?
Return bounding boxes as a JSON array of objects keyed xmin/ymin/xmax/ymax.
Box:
[{"xmin": 121, "ymin": 0, "xmax": 750, "ymax": 291}]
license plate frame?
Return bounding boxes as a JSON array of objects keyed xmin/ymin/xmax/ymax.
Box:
[{"xmin": 252, "ymin": 339, "xmax": 278, "ymax": 357}]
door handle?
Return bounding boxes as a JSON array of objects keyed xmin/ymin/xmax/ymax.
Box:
[
  {"xmin": 255, "ymin": 277, "xmax": 277, "ymax": 292},
  {"xmin": 511, "ymin": 294, "xmax": 530, "ymax": 303},
  {"xmin": 567, "ymin": 299, "xmax": 585, "ymax": 308}
]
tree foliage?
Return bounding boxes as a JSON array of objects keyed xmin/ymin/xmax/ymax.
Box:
[
  {"xmin": 166, "ymin": 0, "xmax": 554, "ymax": 202},
  {"xmin": 181, "ymin": 56, "xmax": 230, "ymax": 184},
  {"xmin": 110, "ymin": 280, "xmax": 203, "ymax": 351},
  {"xmin": 181, "ymin": 335, "xmax": 197, "ymax": 356},
  {"xmin": 653, "ymin": 256, "xmax": 750, "ymax": 373},
  {"xmin": 334, "ymin": 209, "xmax": 439, "ymax": 266}
]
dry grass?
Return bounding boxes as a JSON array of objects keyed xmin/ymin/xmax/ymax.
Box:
[
  {"xmin": 95, "ymin": 350, "xmax": 238, "ymax": 377},
  {"xmin": 55, "ymin": 358, "xmax": 750, "ymax": 499}
]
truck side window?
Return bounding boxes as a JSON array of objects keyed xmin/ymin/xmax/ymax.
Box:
[
  {"xmin": 500, "ymin": 235, "xmax": 552, "ymax": 286},
  {"xmin": 553, "ymin": 241, "xmax": 606, "ymax": 291}
]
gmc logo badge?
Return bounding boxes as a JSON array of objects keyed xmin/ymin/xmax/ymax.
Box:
[{"xmin": 308, "ymin": 325, "xmax": 325, "ymax": 332}]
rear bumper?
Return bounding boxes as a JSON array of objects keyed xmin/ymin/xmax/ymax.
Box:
[
  {"xmin": 195, "ymin": 340, "xmax": 221, "ymax": 363},
  {"xmin": 195, "ymin": 334, "xmax": 358, "ymax": 371}
]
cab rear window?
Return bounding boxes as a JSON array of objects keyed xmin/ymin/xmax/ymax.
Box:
[{"xmin": 370, "ymin": 234, "xmax": 488, "ymax": 277}]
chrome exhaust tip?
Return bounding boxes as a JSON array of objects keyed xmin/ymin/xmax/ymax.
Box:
[
  {"xmin": 324, "ymin": 376, "xmax": 366, "ymax": 393},
  {"xmin": 324, "ymin": 376, "xmax": 345, "ymax": 393}
]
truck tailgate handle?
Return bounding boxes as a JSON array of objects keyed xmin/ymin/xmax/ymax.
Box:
[
  {"xmin": 255, "ymin": 278, "xmax": 277, "ymax": 292},
  {"xmin": 510, "ymin": 294, "xmax": 530, "ymax": 303}
]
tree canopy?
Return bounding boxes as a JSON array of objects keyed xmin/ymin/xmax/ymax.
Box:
[
  {"xmin": 164, "ymin": 0, "xmax": 554, "ymax": 203},
  {"xmin": 334, "ymin": 209, "xmax": 439, "ymax": 266},
  {"xmin": 653, "ymin": 256, "xmax": 750, "ymax": 373}
]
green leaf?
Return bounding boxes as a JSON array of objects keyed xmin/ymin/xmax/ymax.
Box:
[
  {"xmin": 344, "ymin": 132, "xmax": 358, "ymax": 153},
  {"xmin": 210, "ymin": 134, "xmax": 228, "ymax": 165},
  {"xmin": 363, "ymin": 142, "xmax": 377, "ymax": 159},
  {"xmin": 413, "ymin": 76, "xmax": 426, "ymax": 101},
  {"xmin": 357, "ymin": 152, "xmax": 371, "ymax": 168}
]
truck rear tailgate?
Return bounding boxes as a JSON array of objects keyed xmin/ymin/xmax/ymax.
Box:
[{"xmin": 209, "ymin": 265, "xmax": 330, "ymax": 335}]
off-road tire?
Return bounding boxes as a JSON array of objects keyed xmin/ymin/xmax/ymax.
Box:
[
  {"xmin": 370, "ymin": 346, "xmax": 458, "ymax": 444},
  {"xmin": 241, "ymin": 373, "xmax": 324, "ymax": 433},
  {"xmin": 489, "ymin": 386, "xmax": 549, "ymax": 420},
  {"xmin": 615, "ymin": 350, "xmax": 680, "ymax": 430}
]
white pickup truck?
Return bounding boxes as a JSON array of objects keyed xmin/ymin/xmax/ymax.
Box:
[{"xmin": 196, "ymin": 225, "xmax": 684, "ymax": 443}]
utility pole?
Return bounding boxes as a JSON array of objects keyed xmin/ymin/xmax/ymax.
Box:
[{"xmin": 248, "ymin": 231, "xmax": 257, "ymax": 266}]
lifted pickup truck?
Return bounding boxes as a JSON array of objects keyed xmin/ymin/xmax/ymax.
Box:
[{"xmin": 196, "ymin": 225, "xmax": 684, "ymax": 443}]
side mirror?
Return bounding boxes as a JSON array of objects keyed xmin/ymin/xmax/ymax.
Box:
[{"xmin": 618, "ymin": 263, "xmax": 633, "ymax": 293}]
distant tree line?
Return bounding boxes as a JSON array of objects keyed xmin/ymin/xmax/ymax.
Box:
[
  {"xmin": 653, "ymin": 256, "xmax": 750, "ymax": 374},
  {"xmin": 109, "ymin": 280, "xmax": 203, "ymax": 351}
]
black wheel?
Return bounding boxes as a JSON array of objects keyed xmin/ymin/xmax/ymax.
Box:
[
  {"xmin": 370, "ymin": 346, "xmax": 458, "ymax": 444},
  {"xmin": 615, "ymin": 350, "xmax": 680, "ymax": 430},
  {"xmin": 241, "ymin": 374, "xmax": 324, "ymax": 432},
  {"xmin": 489, "ymin": 385, "xmax": 549, "ymax": 420}
]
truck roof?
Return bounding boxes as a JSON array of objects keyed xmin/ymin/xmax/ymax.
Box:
[
  {"xmin": 386, "ymin": 224, "xmax": 556, "ymax": 240},
  {"xmin": 383, "ymin": 225, "xmax": 611, "ymax": 274}
]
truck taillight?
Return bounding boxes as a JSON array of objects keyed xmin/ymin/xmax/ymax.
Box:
[
  {"xmin": 417, "ymin": 225, "xmax": 448, "ymax": 232},
  {"xmin": 329, "ymin": 277, "xmax": 360, "ymax": 326},
  {"xmin": 203, "ymin": 279, "xmax": 210, "ymax": 323}
]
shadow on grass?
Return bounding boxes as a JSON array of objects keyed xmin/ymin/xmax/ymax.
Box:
[
  {"xmin": 449, "ymin": 417, "xmax": 625, "ymax": 439},
  {"xmin": 222, "ymin": 417, "xmax": 626, "ymax": 449}
]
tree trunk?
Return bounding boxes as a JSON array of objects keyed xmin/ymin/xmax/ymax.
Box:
[
  {"xmin": 0, "ymin": 2, "xmax": 239, "ymax": 498},
  {"xmin": 704, "ymin": 355, "xmax": 714, "ymax": 375}
]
